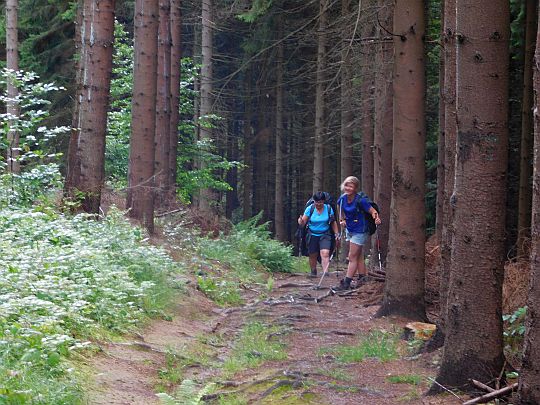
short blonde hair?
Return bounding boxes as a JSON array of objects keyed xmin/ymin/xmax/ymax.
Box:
[{"xmin": 340, "ymin": 176, "xmax": 360, "ymax": 192}]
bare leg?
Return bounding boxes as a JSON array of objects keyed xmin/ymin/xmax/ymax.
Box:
[
  {"xmin": 346, "ymin": 243, "xmax": 363, "ymax": 278},
  {"xmin": 356, "ymin": 246, "xmax": 367, "ymax": 276},
  {"xmin": 309, "ymin": 253, "xmax": 318, "ymax": 272},
  {"xmin": 320, "ymin": 249, "xmax": 330, "ymax": 273}
]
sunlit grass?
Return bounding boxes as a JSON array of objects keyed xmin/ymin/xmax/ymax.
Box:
[{"xmin": 319, "ymin": 331, "xmax": 399, "ymax": 363}]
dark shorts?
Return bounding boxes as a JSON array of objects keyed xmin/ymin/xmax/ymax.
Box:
[{"xmin": 307, "ymin": 233, "xmax": 332, "ymax": 255}]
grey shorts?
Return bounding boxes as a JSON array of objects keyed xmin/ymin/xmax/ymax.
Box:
[{"xmin": 307, "ymin": 233, "xmax": 332, "ymax": 254}]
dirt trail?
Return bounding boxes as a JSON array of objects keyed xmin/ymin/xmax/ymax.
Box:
[{"xmin": 85, "ymin": 265, "xmax": 467, "ymax": 405}]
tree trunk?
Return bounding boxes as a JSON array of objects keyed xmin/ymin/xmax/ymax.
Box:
[
  {"xmin": 66, "ymin": 0, "xmax": 116, "ymax": 213},
  {"xmin": 242, "ymin": 72, "xmax": 253, "ymax": 220},
  {"xmin": 312, "ymin": 0, "xmax": 327, "ymax": 192},
  {"xmin": 360, "ymin": 0, "xmax": 375, "ymax": 198},
  {"xmin": 435, "ymin": 0, "xmax": 457, "ymax": 348},
  {"xmin": 168, "ymin": 0, "xmax": 181, "ymax": 197},
  {"xmin": 127, "ymin": 0, "xmax": 159, "ymax": 232},
  {"xmin": 434, "ymin": 0, "xmax": 509, "ymax": 390},
  {"xmin": 6, "ymin": 0, "xmax": 20, "ymax": 174},
  {"xmin": 66, "ymin": 0, "xmax": 84, "ymax": 193},
  {"xmin": 518, "ymin": 0, "xmax": 537, "ymax": 258},
  {"xmin": 435, "ymin": 0, "xmax": 445, "ymax": 242},
  {"xmin": 154, "ymin": 0, "xmax": 172, "ymax": 208},
  {"xmin": 274, "ymin": 16, "xmax": 286, "ymax": 241},
  {"xmin": 340, "ymin": 0, "xmax": 353, "ymax": 181},
  {"xmin": 518, "ymin": 7, "xmax": 540, "ymax": 403},
  {"xmin": 372, "ymin": 0, "xmax": 393, "ymax": 264},
  {"xmin": 376, "ymin": 0, "xmax": 426, "ymax": 320},
  {"xmin": 199, "ymin": 0, "xmax": 215, "ymax": 213}
]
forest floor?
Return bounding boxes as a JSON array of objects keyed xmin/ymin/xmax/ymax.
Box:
[{"xmin": 85, "ymin": 262, "xmax": 464, "ymax": 404}]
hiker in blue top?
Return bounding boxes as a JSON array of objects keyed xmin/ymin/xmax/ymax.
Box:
[
  {"xmin": 297, "ymin": 191, "xmax": 340, "ymax": 278},
  {"xmin": 335, "ymin": 176, "xmax": 381, "ymax": 290}
]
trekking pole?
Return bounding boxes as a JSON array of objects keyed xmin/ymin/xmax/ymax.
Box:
[
  {"xmin": 316, "ymin": 251, "xmax": 333, "ymax": 289},
  {"xmin": 376, "ymin": 225, "xmax": 383, "ymax": 273}
]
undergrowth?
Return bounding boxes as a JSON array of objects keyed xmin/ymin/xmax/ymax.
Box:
[
  {"xmin": 319, "ymin": 331, "xmax": 399, "ymax": 363},
  {"xmin": 0, "ymin": 206, "xmax": 180, "ymax": 403}
]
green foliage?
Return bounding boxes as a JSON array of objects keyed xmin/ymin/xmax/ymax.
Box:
[
  {"xmin": 0, "ymin": 163, "xmax": 62, "ymax": 208},
  {"xmin": 197, "ymin": 277, "xmax": 243, "ymax": 306},
  {"xmin": 503, "ymin": 306, "xmax": 527, "ymax": 348},
  {"xmin": 156, "ymin": 380, "xmax": 216, "ymax": 405},
  {"xmin": 222, "ymin": 322, "xmax": 287, "ymax": 375},
  {"xmin": 200, "ymin": 213, "xmax": 294, "ymax": 277},
  {"xmin": 387, "ymin": 374, "xmax": 423, "ymax": 385},
  {"xmin": 0, "ymin": 206, "xmax": 179, "ymax": 403},
  {"xmin": 320, "ymin": 331, "xmax": 399, "ymax": 363},
  {"xmin": 0, "ymin": 69, "xmax": 67, "ymax": 170},
  {"xmin": 237, "ymin": 0, "xmax": 273, "ymax": 23}
]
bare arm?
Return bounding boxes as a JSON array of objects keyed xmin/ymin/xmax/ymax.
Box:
[
  {"xmin": 368, "ymin": 207, "xmax": 382, "ymax": 225},
  {"xmin": 298, "ymin": 214, "xmax": 309, "ymax": 226}
]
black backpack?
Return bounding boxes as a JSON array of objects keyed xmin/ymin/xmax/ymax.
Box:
[
  {"xmin": 296, "ymin": 192, "xmax": 336, "ymax": 257},
  {"xmin": 339, "ymin": 192, "xmax": 380, "ymax": 235}
]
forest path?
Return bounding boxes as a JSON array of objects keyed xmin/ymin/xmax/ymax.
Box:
[{"xmin": 85, "ymin": 266, "xmax": 464, "ymax": 404}]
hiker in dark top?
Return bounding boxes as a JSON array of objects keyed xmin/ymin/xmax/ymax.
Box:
[
  {"xmin": 335, "ymin": 176, "xmax": 381, "ymax": 290},
  {"xmin": 297, "ymin": 191, "xmax": 340, "ymax": 277}
]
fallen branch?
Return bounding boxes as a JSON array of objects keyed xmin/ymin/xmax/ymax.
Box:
[
  {"xmin": 279, "ymin": 282, "xmax": 314, "ymax": 288},
  {"xmin": 427, "ymin": 377, "xmax": 463, "ymax": 401},
  {"xmin": 470, "ymin": 379, "xmax": 495, "ymax": 393},
  {"xmin": 462, "ymin": 383, "xmax": 517, "ymax": 405}
]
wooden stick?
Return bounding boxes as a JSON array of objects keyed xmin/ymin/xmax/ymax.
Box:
[
  {"xmin": 470, "ymin": 379, "xmax": 495, "ymax": 393},
  {"xmin": 279, "ymin": 282, "xmax": 313, "ymax": 288},
  {"xmin": 462, "ymin": 383, "xmax": 518, "ymax": 405}
]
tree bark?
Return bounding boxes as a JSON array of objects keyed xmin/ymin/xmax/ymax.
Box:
[
  {"xmin": 6, "ymin": 0, "xmax": 20, "ymax": 174},
  {"xmin": 340, "ymin": 0, "xmax": 353, "ymax": 181},
  {"xmin": 518, "ymin": 5, "xmax": 540, "ymax": 402},
  {"xmin": 434, "ymin": 0, "xmax": 508, "ymax": 390},
  {"xmin": 66, "ymin": 0, "xmax": 116, "ymax": 213},
  {"xmin": 312, "ymin": 0, "xmax": 327, "ymax": 192},
  {"xmin": 242, "ymin": 71, "xmax": 253, "ymax": 220},
  {"xmin": 517, "ymin": 0, "xmax": 537, "ymax": 258},
  {"xmin": 435, "ymin": 0, "xmax": 445, "ymax": 242},
  {"xmin": 376, "ymin": 0, "xmax": 426, "ymax": 320},
  {"xmin": 154, "ymin": 0, "xmax": 172, "ymax": 207},
  {"xmin": 372, "ymin": 0, "xmax": 393, "ymax": 264},
  {"xmin": 199, "ymin": 0, "xmax": 216, "ymax": 213},
  {"xmin": 168, "ymin": 0, "xmax": 181, "ymax": 195},
  {"xmin": 127, "ymin": 0, "xmax": 159, "ymax": 232},
  {"xmin": 274, "ymin": 15, "xmax": 286, "ymax": 241},
  {"xmin": 360, "ymin": 0, "xmax": 375, "ymax": 198},
  {"xmin": 435, "ymin": 0, "xmax": 457, "ymax": 348}
]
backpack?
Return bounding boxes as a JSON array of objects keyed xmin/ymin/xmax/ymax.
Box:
[
  {"xmin": 338, "ymin": 192, "xmax": 380, "ymax": 235},
  {"xmin": 296, "ymin": 192, "xmax": 336, "ymax": 257}
]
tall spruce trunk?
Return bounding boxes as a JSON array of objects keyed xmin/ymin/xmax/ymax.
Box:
[
  {"xmin": 66, "ymin": 0, "xmax": 84, "ymax": 193},
  {"xmin": 372, "ymin": 0, "xmax": 393, "ymax": 264},
  {"xmin": 242, "ymin": 72, "xmax": 253, "ymax": 220},
  {"xmin": 154, "ymin": 0, "xmax": 172, "ymax": 207},
  {"xmin": 340, "ymin": 0, "xmax": 353, "ymax": 181},
  {"xmin": 199, "ymin": 0, "xmax": 215, "ymax": 212},
  {"xmin": 66, "ymin": 0, "xmax": 116, "ymax": 213},
  {"xmin": 312, "ymin": 0, "xmax": 327, "ymax": 192},
  {"xmin": 376, "ymin": 0, "xmax": 426, "ymax": 320},
  {"xmin": 360, "ymin": 0, "xmax": 375, "ymax": 198},
  {"xmin": 517, "ymin": 7, "xmax": 540, "ymax": 403},
  {"xmin": 127, "ymin": 0, "xmax": 159, "ymax": 232},
  {"xmin": 435, "ymin": 0, "xmax": 445, "ymax": 242},
  {"xmin": 434, "ymin": 0, "xmax": 508, "ymax": 390},
  {"xmin": 517, "ymin": 0, "xmax": 537, "ymax": 258},
  {"xmin": 168, "ymin": 0, "xmax": 181, "ymax": 194},
  {"xmin": 431, "ymin": 0, "xmax": 456, "ymax": 350},
  {"xmin": 274, "ymin": 17, "xmax": 286, "ymax": 241},
  {"xmin": 6, "ymin": 0, "xmax": 20, "ymax": 174}
]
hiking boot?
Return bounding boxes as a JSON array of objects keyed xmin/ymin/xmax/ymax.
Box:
[
  {"xmin": 357, "ymin": 275, "xmax": 370, "ymax": 285},
  {"xmin": 332, "ymin": 278, "xmax": 351, "ymax": 291},
  {"xmin": 309, "ymin": 268, "xmax": 318, "ymax": 278}
]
